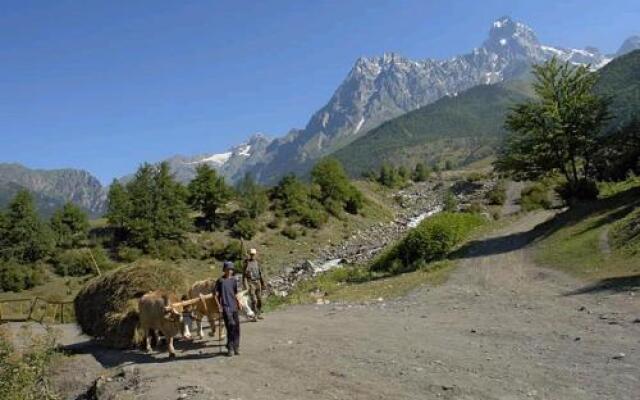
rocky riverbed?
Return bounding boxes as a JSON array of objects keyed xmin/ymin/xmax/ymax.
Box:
[{"xmin": 268, "ymin": 179, "xmax": 496, "ymax": 296}]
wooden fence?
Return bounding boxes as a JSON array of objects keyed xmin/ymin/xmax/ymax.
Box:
[{"xmin": 0, "ymin": 297, "xmax": 74, "ymax": 324}]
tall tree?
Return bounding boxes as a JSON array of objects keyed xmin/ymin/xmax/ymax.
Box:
[
  {"xmin": 111, "ymin": 163, "xmax": 191, "ymax": 250},
  {"xmin": 152, "ymin": 162, "xmax": 191, "ymax": 240},
  {"xmin": 187, "ymin": 164, "xmax": 232, "ymax": 230},
  {"xmin": 413, "ymin": 163, "xmax": 431, "ymax": 182},
  {"xmin": 106, "ymin": 179, "xmax": 131, "ymax": 229},
  {"xmin": 236, "ymin": 172, "xmax": 269, "ymax": 219},
  {"xmin": 311, "ymin": 158, "xmax": 363, "ymax": 215},
  {"xmin": 2, "ymin": 190, "xmax": 53, "ymax": 263},
  {"xmin": 50, "ymin": 202, "xmax": 90, "ymax": 248},
  {"xmin": 496, "ymin": 58, "xmax": 610, "ymax": 199},
  {"xmin": 126, "ymin": 163, "xmax": 156, "ymax": 248}
]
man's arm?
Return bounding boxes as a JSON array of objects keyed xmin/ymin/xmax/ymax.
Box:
[
  {"xmin": 214, "ymin": 280, "xmax": 222, "ymax": 310},
  {"xmin": 259, "ymin": 265, "xmax": 266, "ymax": 289},
  {"xmin": 234, "ymin": 280, "xmax": 241, "ymax": 310},
  {"xmin": 242, "ymin": 260, "xmax": 248, "ymax": 289}
]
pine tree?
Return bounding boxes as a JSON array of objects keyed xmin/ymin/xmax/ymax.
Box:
[
  {"xmin": 378, "ymin": 163, "xmax": 402, "ymax": 188},
  {"xmin": 50, "ymin": 202, "xmax": 90, "ymax": 249},
  {"xmin": 496, "ymin": 57, "xmax": 610, "ymax": 200},
  {"xmin": 413, "ymin": 163, "xmax": 430, "ymax": 182},
  {"xmin": 236, "ymin": 172, "xmax": 269, "ymax": 219},
  {"xmin": 311, "ymin": 158, "xmax": 363, "ymax": 215},
  {"xmin": 398, "ymin": 165, "xmax": 410, "ymax": 180},
  {"xmin": 2, "ymin": 190, "xmax": 53, "ymax": 263},
  {"xmin": 126, "ymin": 163, "xmax": 156, "ymax": 248},
  {"xmin": 106, "ymin": 179, "xmax": 131, "ymax": 229},
  {"xmin": 152, "ymin": 162, "xmax": 191, "ymax": 240},
  {"xmin": 187, "ymin": 164, "xmax": 232, "ymax": 230}
]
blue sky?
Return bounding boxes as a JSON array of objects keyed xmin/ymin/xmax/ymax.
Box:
[{"xmin": 1, "ymin": 1, "xmax": 638, "ymax": 183}]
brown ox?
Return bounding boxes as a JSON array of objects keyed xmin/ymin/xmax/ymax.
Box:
[
  {"xmin": 188, "ymin": 279, "xmax": 255, "ymax": 339},
  {"xmin": 138, "ymin": 290, "xmax": 183, "ymax": 358}
]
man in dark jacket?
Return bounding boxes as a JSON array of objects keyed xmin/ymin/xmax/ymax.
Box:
[{"xmin": 215, "ymin": 261, "xmax": 241, "ymax": 356}]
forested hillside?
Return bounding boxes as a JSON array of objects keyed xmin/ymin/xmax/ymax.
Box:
[
  {"xmin": 332, "ymin": 81, "xmax": 533, "ymax": 176},
  {"xmin": 595, "ymin": 49, "xmax": 640, "ymax": 130}
]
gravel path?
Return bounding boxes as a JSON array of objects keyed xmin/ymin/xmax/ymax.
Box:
[{"xmin": 27, "ymin": 211, "xmax": 640, "ymax": 399}]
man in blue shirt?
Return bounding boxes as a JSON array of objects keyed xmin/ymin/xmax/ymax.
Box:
[{"xmin": 215, "ymin": 261, "xmax": 241, "ymax": 356}]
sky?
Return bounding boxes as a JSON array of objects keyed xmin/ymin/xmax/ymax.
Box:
[{"xmin": 1, "ymin": 0, "xmax": 638, "ymax": 184}]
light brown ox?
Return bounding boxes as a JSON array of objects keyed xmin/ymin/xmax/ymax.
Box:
[
  {"xmin": 138, "ymin": 290, "xmax": 183, "ymax": 358},
  {"xmin": 188, "ymin": 279, "xmax": 255, "ymax": 339}
]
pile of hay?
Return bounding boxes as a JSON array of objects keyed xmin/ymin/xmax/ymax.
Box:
[{"xmin": 74, "ymin": 260, "xmax": 186, "ymax": 349}]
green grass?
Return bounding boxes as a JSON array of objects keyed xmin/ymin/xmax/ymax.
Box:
[
  {"xmin": 0, "ymin": 325, "xmax": 61, "ymax": 400},
  {"xmin": 535, "ymin": 179, "xmax": 640, "ymax": 280},
  {"xmin": 265, "ymin": 260, "xmax": 454, "ymax": 310}
]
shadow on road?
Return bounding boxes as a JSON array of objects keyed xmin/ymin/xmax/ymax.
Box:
[
  {"xmin": 449, "ymin": 186, "xmax": 640, "ymax": 261},
  {"xmin": 63, "ymin": 336, "xmax": 227, "ymax": 368},
  {"xmin": 563, "ymin": 274, "xmax": 640, "ymax": 296}
]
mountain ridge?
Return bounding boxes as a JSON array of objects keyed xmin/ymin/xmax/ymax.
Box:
[{"xmin": 0, "ymin": 163, "xmax": 106, "ymax": 217}]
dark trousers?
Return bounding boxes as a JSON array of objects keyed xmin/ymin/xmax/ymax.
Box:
[{"xmin": 222, "ymin": 309, "xmax": 240, "ymax": 351}]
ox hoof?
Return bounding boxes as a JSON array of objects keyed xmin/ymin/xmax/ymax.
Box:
[{"xmin": 169, "ymin": 352, "xmax": 177, "ymax": 359}]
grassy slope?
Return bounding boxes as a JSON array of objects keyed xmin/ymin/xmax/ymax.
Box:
[
  {"xmin": 534, "ymin": 178, "xmax": 640, "ymax": 280},
  {"xmin": 332, "ymin": 80, "xmax": 533, "ymax": 176}
]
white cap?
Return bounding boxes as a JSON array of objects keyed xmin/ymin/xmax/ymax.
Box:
[{"xmin": 249, "ymin": 248, "xmax": 257, "ymax": 255}]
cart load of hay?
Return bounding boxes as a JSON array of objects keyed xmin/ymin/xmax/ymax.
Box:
[{"xmin": 74, "ymin": 260, "xmax": 186, "ymax": 349}]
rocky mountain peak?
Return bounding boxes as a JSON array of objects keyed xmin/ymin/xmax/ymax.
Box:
[{"xmin": 482, "ymin": 16, "xmax": 541, "ymax": 59}]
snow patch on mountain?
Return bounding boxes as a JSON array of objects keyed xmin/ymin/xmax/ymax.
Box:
[
  {"xmin": 190, "ymin": 152, "xmax": 232, "ymax": 165},
  {"xmin": 354, "ymin": 117, "xmax": 365, "ymax": 134}
]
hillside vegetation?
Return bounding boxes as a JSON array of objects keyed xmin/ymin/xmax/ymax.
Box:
[
  {"xmin": 332, "ymin": 81, "xmax": 533, "ymax": 176},
  {"xmin": 595, "ymin": 49, "xmax": 640, "ymax": 130}
]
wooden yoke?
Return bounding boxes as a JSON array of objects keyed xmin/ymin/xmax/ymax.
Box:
[{"xmin": 165, "ymin": 293, "xmax": 213, "ymax": 311}]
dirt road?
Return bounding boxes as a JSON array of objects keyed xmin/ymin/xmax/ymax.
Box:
[{"xmin": 37, "ymin": 211, "xmax": 640, "ymax": 399}]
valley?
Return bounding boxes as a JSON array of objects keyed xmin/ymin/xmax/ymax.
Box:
[
  {"xmin": 2, "ymin": 9, "xmax": 640, "ymax": 400},
  {"xmin": 10, "ymin": 196, "xmax": 639, "ymax": 400}
]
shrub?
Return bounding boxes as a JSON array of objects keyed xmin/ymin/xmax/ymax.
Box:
[
  {"xmin": 266, "ymin": 218, "xmax": 281, "ymax": 230},
  {"xmin": 0, "ymin": 261, "xmax": 33, "ymax": 292},
  {"xmin": 465, "ymin": 201, "xmax": 485, "ymax": 214},
  {"xmin": 486, "ymin": 181, "xmax": 507, "ymax": 205},
  {"xmin": 215, "ymin": 240, "xmax": 243, "ymax": 261},
  {"xmin": 520, "ymin": 183, "xmax": 552, "ymax": 211},
  {"xmin": 116, "ymin": 245, "xmax": 143, "ymax": 263},
  {"xmin": 281, "ymin": 225, "xmax": 300, "ymax": 240},
  {"xmin": 345, "ymin": 190, "xmax": 364, "ymax": 215},
  {"xmin": 0, "ymin": 327, "xmax": 59, "ymax": 400},
  {"xmin": 555, "ymin": 179, "xmax": 599, "ymax": 203},
  {"xmin": 231, "ymin": 218, "xmax": 258, "ymax": 240},
  {"xmin": 371, "ymin": 212, "xmax": 485, "ymax": 273},
  {"xmin": 298, "ymin": 206, "xmax": 328, "ymax": 229},
  {"xmin": 466, "ymin": 172, "xmax": 485, "ymax": 182},
  {"xmin": 53, "ymin": 247, "xmax": 112, "ymax": 277},
  {"xmin": 443, "ymin": 191, "xmax": 459, "ymax": 212},
  {"xmin": 413, "ymin": 163, "xmax": 431, "ymax": 182}
]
